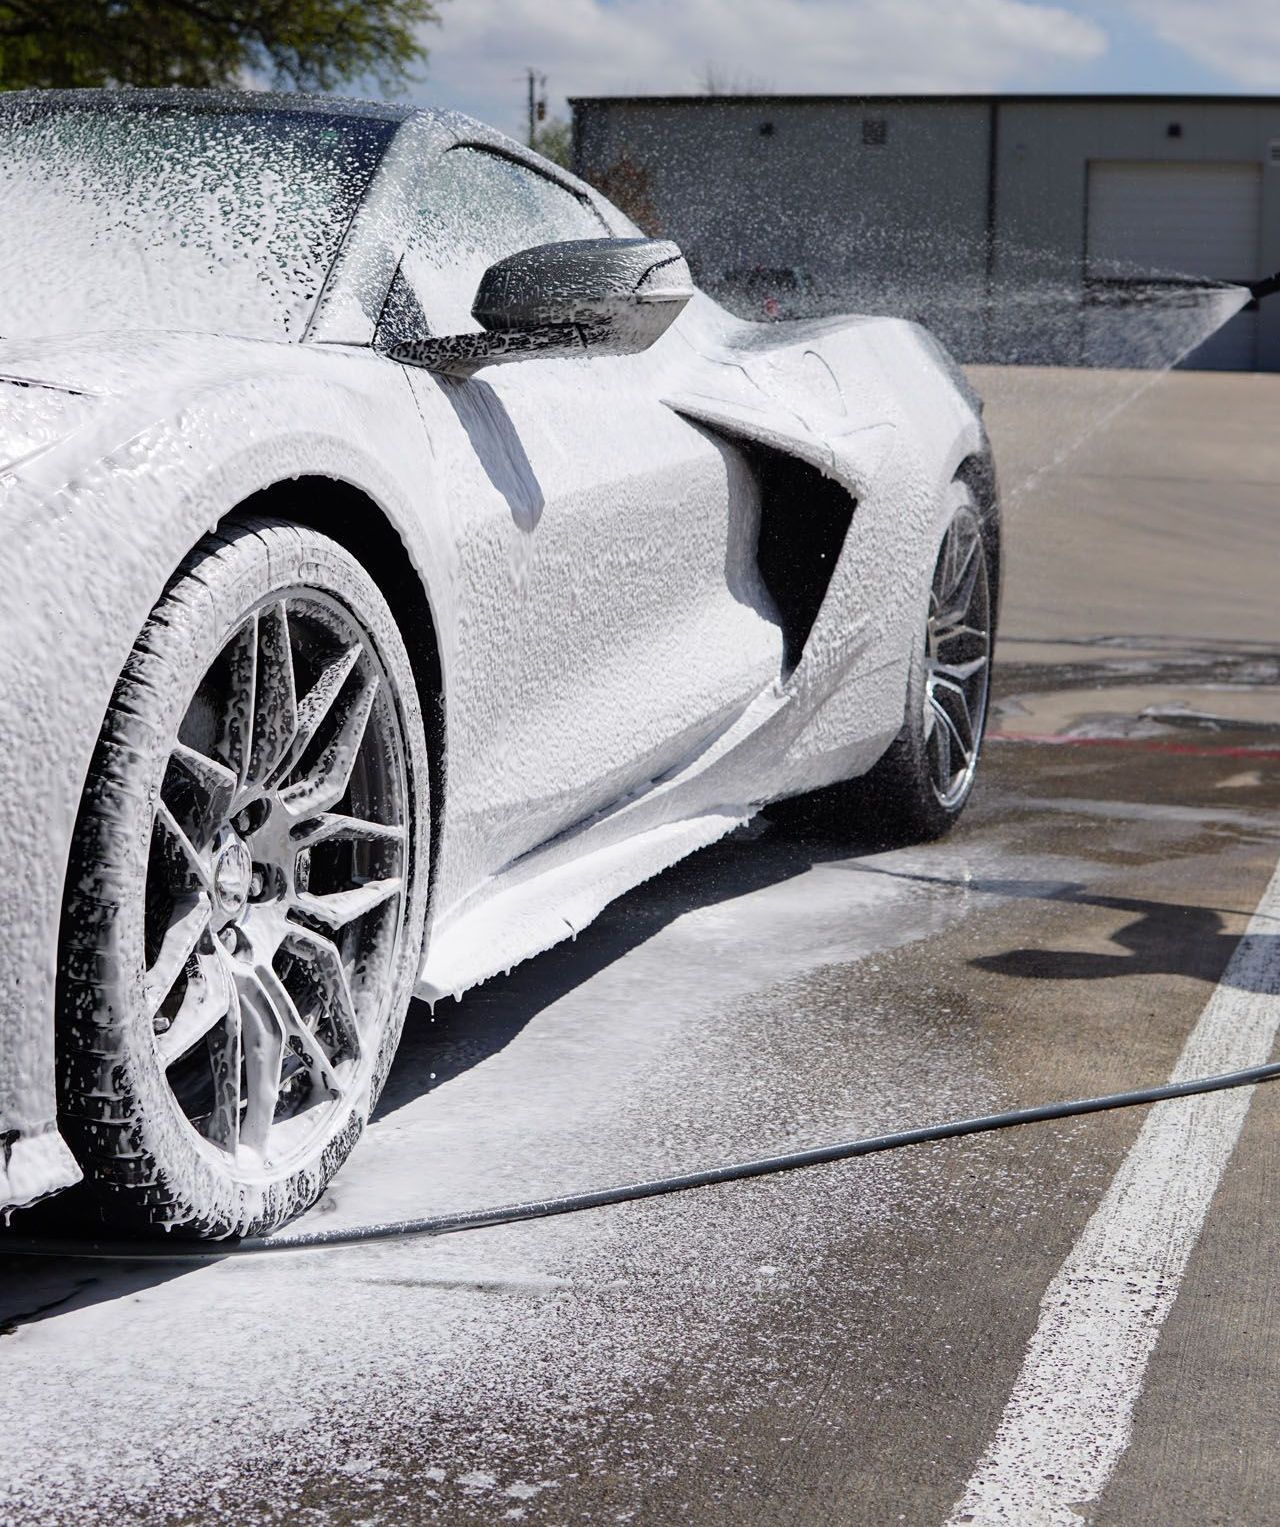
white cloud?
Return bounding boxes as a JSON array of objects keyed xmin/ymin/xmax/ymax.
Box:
[
  {"xmin": 1119, "ymin": 1, "xmax": 1280, "ymax": 88},
  {"xmin": 417, "ymin": 0, "xmax": 1107, "ymax": 135}
]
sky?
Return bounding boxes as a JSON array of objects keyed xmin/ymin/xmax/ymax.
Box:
[{"xmin": 408, "ymin": 0, "xmax": 1280, "ymax": 138}]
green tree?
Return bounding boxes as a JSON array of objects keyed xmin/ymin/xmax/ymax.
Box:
[
  {"xmin": 532, "ymin": 114, "xmax": 570, "ymax": 170},
  {"xmin": 0, "ymin": 1, "xmax": 439, "ymax": 93}
]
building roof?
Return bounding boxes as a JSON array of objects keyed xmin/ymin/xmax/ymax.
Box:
[{"xmin": 570, "ymin": 92, "xmax": 1280, "ymax": 110}]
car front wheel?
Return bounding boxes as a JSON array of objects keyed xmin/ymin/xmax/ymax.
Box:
[{"xmin": 58, "ymin": 518, "xmax": 429, "ymax": 1239}]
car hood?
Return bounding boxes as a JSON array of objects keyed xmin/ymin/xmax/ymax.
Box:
[
  {"xmin": 0, "ymin": 329, "xmax": 283, "ymax": 396},
  {"xmin": 0, "ymin": 330, "xmax": 308, "ymax": 475}
]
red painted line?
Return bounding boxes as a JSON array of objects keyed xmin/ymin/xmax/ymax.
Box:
[{"xmin": 988, "ymin": 732, "xmax": 1280, "ymax": 759}]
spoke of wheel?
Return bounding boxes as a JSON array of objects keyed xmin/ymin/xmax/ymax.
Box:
[
  {"xmin": 236, "ymin": 970, "xmax": 286, "ymax": 1158},
  {"xmin": 946, "ymin": 524, "xmax": 980, "ymax": 596},
  {"xmin": 154, "ymin": 801, "xmax": 212, "ymax": 896},
  {"xmin": 933, "ymin": 674, "xmax": 976, "ymax": 751},
  {"xmin": 246, "ymin": 601, "xmax": 298, "ymax": 791},
  {"xmin": 253, "ymin": 962, "xmax": 344, "ymax": 1100},
  {"xmin": 932, "ymin": 620, "xmax": 988, "ymax": 652},
  {"xmin": 941, "ymin": 521, "xmax": 961, "ymax": 595},
  {"xmin": 293, "ymin": 876, "xmax": 403, "ymax": 932},
  {"xmin": 934, "ymin": 555, "xmax": 989, "ymax": 632},
  {"xmin": 156, "ymin": 950, "xmax": 232, "ymax": 1066},
  {"xmin": 169, "ymin": 744, "xmax": 237, "ymax": 845},
  {"xmin": 930, "ymin": 692, "xmax": 971, "ymax": 774},
  {"xmin": 278, "ymin": 665, "xmax": 381, "ymax": 818},
  {"xmin": 932, "ymin": 654, "xmax": 989, "ymax": 683},
  {"xmin": 218, "ymin": 615, "xmax": 258, "ymax": 788},
  {"xmin": 290, "ymin": 812, "xmax": 405, "ymax": 850},
  {"xmin": 281, "ymin": 927, "xmax": 362, "ymax": 1055},
  {"xmin": 270, "ymin": 642, "xmax": 362, "ymax": 787},
  {"xmin": 205, "ymin": 968, "xmax": 242, "ymax": 1155},
  {"xmin": 927, "ymin": 693, "xmax": 952, "ymax": 783},
  {"xmin": 143, "ymin": 892, "xmax": 212, "ymax": 1014}
]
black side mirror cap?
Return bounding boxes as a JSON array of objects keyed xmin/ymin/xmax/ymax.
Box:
[{"xmin": 389, "ymin": 238, "xmax": 693, "ymax": 375}]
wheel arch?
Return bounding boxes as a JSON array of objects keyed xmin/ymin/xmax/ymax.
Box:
[{"xmin": 225, "ymin": 476, "xmax": 446, "ymax": 908}]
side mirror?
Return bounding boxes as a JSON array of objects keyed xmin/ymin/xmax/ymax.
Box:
[{"xmin": 389, "ymin": 238, "xmax": 693, "ymax": 375}]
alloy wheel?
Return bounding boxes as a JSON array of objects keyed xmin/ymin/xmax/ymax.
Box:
[
  {"xmin": 143, "ymin": 592, "xmax": 408, "ymax": 1176},
  {"xmin": 923, "ymin": 508, "xmax": 992, "ymax": 810}
]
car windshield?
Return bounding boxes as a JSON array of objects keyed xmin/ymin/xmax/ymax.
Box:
[{"xmin": 0, "ymin": 99, "xmax": 396, "ymax": 341}]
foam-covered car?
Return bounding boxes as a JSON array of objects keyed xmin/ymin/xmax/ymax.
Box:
[{"xmin": 0, "ymin": 89, "xmax": 999, "ymax": 1237}]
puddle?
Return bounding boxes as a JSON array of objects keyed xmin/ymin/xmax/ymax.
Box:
[{"xmin": 992, "ymin": 683, "xmax": 1280, "ymax": 741}]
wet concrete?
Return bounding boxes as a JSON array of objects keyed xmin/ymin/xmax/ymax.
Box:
[
  {"xmin": 2, "ymin": 367, "xmax": 1279, "ymax": 1525},
  {"xmin": 972, "ymin": 364, "xmax": 1280, "ymax": 667}
]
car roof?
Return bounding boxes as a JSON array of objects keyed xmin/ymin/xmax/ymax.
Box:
[
  {"xmin": 0, "ymin": 87, "xmax": 470, "ymax": 130},
  {"xmin": 0, "ymin": 89, "xmax": 604, "ymax": 202}
]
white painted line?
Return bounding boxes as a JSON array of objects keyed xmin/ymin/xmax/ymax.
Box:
[{"xmin": 947, "ymin": 855, "xmax": 1280, "ymax": 1527}]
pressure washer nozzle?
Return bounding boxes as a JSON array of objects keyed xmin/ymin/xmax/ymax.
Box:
[{"xmin": 1249, "ymin": 269, "xmax": 1280, "ymax": 303}]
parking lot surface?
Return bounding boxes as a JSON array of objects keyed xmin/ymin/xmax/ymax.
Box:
[{"xmin": 2, "ymin": 367, "xmax": 1279, "ymax": 1526}]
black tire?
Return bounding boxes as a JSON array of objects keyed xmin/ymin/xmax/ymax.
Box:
[
  {"xmin": 57, "ymin": 518, "xmax": 429, "ymax": 1238},
  {"xmin": 784, "ymin": 481, "xmax": 994, "ymax": 847}
]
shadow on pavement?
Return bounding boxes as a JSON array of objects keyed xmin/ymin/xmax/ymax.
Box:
[
  {"xmin": 0, "ymin": 1254, "xmax": 194, "ymax": 1337},
  {"xmin": 971, "ymin": 891, "xmax": 1275, "ymax": 991},
  {"xmin": 838, "ymin": 858, "xmax": 1276, "ymax": 992},
  {"xmin": 373, "ymin": 820, "xmax": 843, "ymax": 1119}
]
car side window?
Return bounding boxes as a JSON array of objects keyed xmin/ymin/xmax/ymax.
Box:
[{"xmin": 396, "ymin": 145, "xmax": 608, "ymax": 337}]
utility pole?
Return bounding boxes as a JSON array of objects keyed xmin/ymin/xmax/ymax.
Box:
[{"xmin": 526, "ymin": 67, "xmax": 546, "ymax": 148}]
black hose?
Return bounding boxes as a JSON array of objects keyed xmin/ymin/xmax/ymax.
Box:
[
  {"xmin": 5, "ymin": 1059, "xmax": 1279, "ymax": 1263},
  {"xmin": 1249, "ymin": 269, "xmax": 1280, "ymax": 303}
]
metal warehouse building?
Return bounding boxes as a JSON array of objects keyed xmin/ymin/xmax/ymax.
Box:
[{"xmin": 570, "ymin": 95, "xmax": 1280, "ymax": 370}]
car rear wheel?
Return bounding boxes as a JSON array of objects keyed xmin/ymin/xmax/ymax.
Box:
[
  {"xmin": 58, "ymin": 519, "xmax": 429, "ymax": 1239},
  {"xmin": 786, "ymin": 482, "xmax": 994, "ymax": 846}
]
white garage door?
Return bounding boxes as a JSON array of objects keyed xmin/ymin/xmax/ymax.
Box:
[{"xmin": 1085, "ymin": 160, "xmax": 1261, "ymax": 370}]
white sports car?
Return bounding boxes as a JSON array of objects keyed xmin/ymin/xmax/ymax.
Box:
[{"xmin": 0, "ymin": 90, "xmax": 999, "ymax": 1238}]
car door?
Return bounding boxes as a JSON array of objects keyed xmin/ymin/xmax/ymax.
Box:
[{"xmin": 391, "ymin": 143, "xmax": 785, "ymax": 884}]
